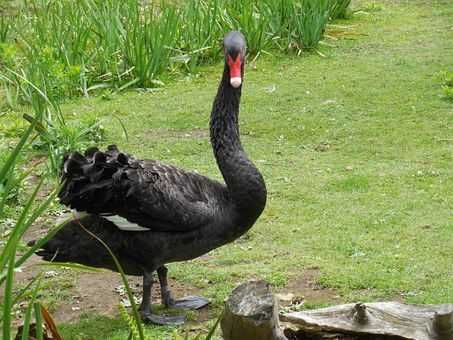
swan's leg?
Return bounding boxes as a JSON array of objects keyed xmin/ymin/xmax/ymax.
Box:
[
  {"xmin": 139, "ymin": 270, "xmax": 185, "ymax": 325},
  {"xmin": 157, "ymin": 265, "xmax": 175, "ymax": 306},
  {"xmin": 157, "ymin": 266, "xmax": 210, "ymax": 310}
]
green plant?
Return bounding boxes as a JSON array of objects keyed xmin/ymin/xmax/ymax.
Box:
[
  {"xmin": 27, "ymin": 114, "xmax": 105, "ymax": 176},
  {"xmin": 122, "ymin": 2, "xmax": 180, "ymax": 87},
  {"xmin": 0, "ymin": 74, "xmax": 65, "ymax": 339},
  {"xmin": 289, "ymin": 0, "xmax": 331, "ymax": 50},
  {"xmin": 177, "ymin": 0, "xmax": 222, "ymax": 71},
  {"xmin": 0, "ymin": 151, "xmax": 29, "ymax": 210},
  {"xmin": 0, "ymin": 71, "xmax": 45, "ymax": 217},
  {"xmin": 22, "ymin": 0, "xmax": 91, "ymax": 67},
  {"xmin": 261, "ymin": 0, "xmax": 294, "ymax": 51},
  {"xmin": 439, "ymin": 70, "xmax": 453, "ymax": 88},
  {"xmin": 0, "ymin": 15, "xmax": 13, "ymax": 43},
  {"xmin": 442, "ymin": 86, "xmax": 453, "ymax": 101},
  {"xmin": 329, "ymin": 0, "xmax": 352, "ymax": 20},
  {"xmin": 81, "ymin": 0, "xmax": 126, "ymax": 88},
  {"xmin": 119, "ymin": 305, "xmax": 141, "ymax": 340},
  {"xmin": 0, "ymin": 0, "xmax": 353, "ymax": 101},
  {"xmin": 0, "ymin": 43, "xmax": 20, "ymax": 69},
  {"xmin": 223, "ymin": 1, "xmax": 272, "ymax": 56},
  {"xmin": 3, "ymin": 56, "xmax": 106, "ymax": 176},
  {"xmin": 0, "ymin": 68, "xmax": 106, "ymax": 339},
  {"xmin": 439, "ymin": 71, "xmax": 453, "ymax": 101},
  {"xmin": 24, "ymin": 47, "xmax": 82, "ymax": 102}
]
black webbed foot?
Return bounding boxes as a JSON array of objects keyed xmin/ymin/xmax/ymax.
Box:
[
  {"xmin": 165, "ymin": 295, "xmax": 210, "ymax": 310},
  {"xmin": 140, "ymin": 310, "xmax": 185, "ymax": 326}
]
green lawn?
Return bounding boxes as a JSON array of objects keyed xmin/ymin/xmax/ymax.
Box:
[{"xmin": 2, "ymin": 0, "xmax": 453, "ymax": 338}]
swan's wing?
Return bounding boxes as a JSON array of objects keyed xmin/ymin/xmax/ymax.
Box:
[
  {"xmin": 115, "ymin": 160, "xmax": 229, "ymax": 231},
  {"xmin": 59, "ymin": 145, "xmax": 230, "ymax": 232}
]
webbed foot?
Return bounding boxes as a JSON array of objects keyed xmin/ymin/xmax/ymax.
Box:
[
  {"xmin": 140, "ymin": 310, "xmax": 185, "ymax": 326},
  {"xmin": 164, "ymin": 295, "xmax": 210, "ymax": 310}
]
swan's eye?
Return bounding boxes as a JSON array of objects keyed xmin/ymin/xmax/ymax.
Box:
[{"xmin": 227, "ymin": 55, "xmax": 242, "ymax": 88}]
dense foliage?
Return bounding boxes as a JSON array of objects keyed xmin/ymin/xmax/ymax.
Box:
[{"xmin": 0, "ymin": 0, "xmax": 351, "ymax": 103}]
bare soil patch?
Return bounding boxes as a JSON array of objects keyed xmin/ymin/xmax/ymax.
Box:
[
  {"xmin": 13, "ymin": 257, "xmax": 203, "ymax": 324},
  {"xmin": 278, "ymin": 268, "xmax": 341, "ymax": 307}
]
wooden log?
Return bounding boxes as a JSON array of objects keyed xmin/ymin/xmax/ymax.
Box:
[
  {"xmin": 281, "ymin": 302, "xmax": 453, "ymax": 340},
  {"xmin": 221, "ymin": 280, "xmax": 287, "ymax": 340}
]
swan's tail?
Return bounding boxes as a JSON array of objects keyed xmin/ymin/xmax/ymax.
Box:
[
  {"xmin": 59, "ymin": 145, "xmax": 133, "ymax": 214},
  {"xmin": 27, "ymin": 215, "xmax": 128, "ymax": 273}
]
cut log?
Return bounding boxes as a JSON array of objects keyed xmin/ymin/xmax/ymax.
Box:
[
  {"xmin": 281, "ymin": 302, "xmax": 453, "ymax": 340},
  {"xmin": 221, "ymin": 280, "xmax": 287, "ymax": 340}
]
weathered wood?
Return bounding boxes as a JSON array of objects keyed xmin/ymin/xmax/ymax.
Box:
[
  {"xmin": 221, "ymin": 280, "xmax": 287, "ymax": 340},
  {"xmin": 281, "ymin": 302, "xmax": 453, "ymax": 340}
]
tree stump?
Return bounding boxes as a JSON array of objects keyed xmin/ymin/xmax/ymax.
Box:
[{"xmin": 221, "ymin": 280, "xmax": 287, "ymax": 340}]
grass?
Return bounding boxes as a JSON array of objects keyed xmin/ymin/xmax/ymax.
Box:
[{"xmin": 1, "ymin": 0, "xmax": 453, "ymax": 338}]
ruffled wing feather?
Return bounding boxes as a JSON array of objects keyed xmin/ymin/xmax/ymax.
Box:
[{"xmin": 59, "ymin": 145, "xmax": 229, "ymax": 232}]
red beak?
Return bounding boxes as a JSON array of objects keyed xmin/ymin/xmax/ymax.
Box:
[{"xmin": 227, "ymin": 55, "xmax": 242, "ymax": 88}]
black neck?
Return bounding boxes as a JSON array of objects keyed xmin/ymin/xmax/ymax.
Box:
[{"xmin": 210, "ymin": 65, "xmax": 267, "ymax": 226}]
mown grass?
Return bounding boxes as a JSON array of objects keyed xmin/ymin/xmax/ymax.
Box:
[{"xmin": 1, "ymin": 0, "xmax": 453, "ymax": 338}]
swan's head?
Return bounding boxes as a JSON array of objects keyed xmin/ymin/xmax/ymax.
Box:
[{"xmin": 224, "ymin": 31, "xmax": 246, "ymax": 89}]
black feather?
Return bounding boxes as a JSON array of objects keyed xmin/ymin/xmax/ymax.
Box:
[{"xmin": 58, "ymin": 145, "xmax": 230, "ymax": 232}]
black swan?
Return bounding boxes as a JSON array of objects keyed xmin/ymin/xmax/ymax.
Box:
[{"xmin": 32, "ymin": 31, "xmax": 267, "ymax": 325}]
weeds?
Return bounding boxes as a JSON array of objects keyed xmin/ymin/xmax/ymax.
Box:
[
  {"xmin": 0, "ymin": 152, "xmax": 28, "ymax": 210},
  {"xmin": 224, "ymin": 1, "xmax": 272, "ymax": 56},
  {"xmin": 261, "ymin": 0, "xmax": 294, "ymax": 51},
  {"xmin": 439, "ymin": 71, "xmax": 453, "ymax": 101},
  {"xmin": 329, "ymin": 0, "xmax": 352, "ymax": 19},
  {"xmin": 23, "ymin": 0, "xmax": 90, "ymax": 67},
  {"xmin": 122, "ymin": 2, "xmax": 180, "ymax": 87},
  {"xmin": 443, "ymin": 86, "xmax": 453, "ymax": 100},
  {"xmin": 290, "ymin": 0, "xmax": 331, "ymax": 51},
  {"xmin": 0, "ymin": 70, "xmax": 64, "ymax": 339},
  {"xmin": 178, "ymin": 0, "xmax": 223, "ymax": 71},
  {"xmin": 0, "ymin": 0, "xmax": 353, "ymax": 101},
  {"xmin": 25, "ymin": 114, "xmax": 105, "ymax": 176},
  {"xmin": 0, "ymin": 66, "xmax": 106, "ymax": 340},
  {"xmin": 82, "ymin": 0, "xmax": 128, "ymax": 88},
  {"xmin": 2, "ymin": 62, "xmax": 105, "ymax": 176},
  {"xmin": 0, "ymin": 15, "xmax": 13, "ymax": 43}
]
